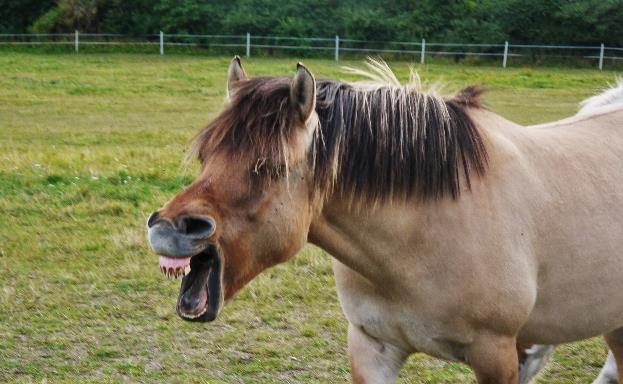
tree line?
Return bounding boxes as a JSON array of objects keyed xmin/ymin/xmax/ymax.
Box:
[{"xmin": 2, "ymin": 0, "xmax": 622, "ymax": 46}]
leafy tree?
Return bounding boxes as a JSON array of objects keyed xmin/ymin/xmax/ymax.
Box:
[
  {"xmin": 30, "ymin": 0, "xmax": 100, "ymax": 33},
  {"xmin": 7, "ymin": 0, "xmax": 623, "ymax": 47},
  {"xmin": 0, "ymin": 0, "xmax": 54, "ymax": 33}
]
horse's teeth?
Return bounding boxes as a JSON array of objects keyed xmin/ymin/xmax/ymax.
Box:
[
  {"xmin": 161, "ymin": 265, "xmax": 190, "ymax": 279},
  {"xmin": 180, "ymin": 306, "xmax": 207, "ymax": 319}
]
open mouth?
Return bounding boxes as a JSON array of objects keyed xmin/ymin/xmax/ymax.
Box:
[{"xmin": 158, "ymin": 245, "xmax": 223, "ymax": 322}]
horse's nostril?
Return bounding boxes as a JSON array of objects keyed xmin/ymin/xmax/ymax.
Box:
[
  {"xmin": 178, "ymin": 216, "xmax": 216, "ymax": 238},
  {"xmin": 147, "ymin": 211, "xmax": 160, "ymax": 228}
]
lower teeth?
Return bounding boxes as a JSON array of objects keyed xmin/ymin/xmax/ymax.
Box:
[{"xmin": 180, "ymin": 306, "xmax": 207, "ymax": 319}]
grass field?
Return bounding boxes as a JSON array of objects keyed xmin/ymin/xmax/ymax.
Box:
[{"xmin": 0, "ymin": 52, "xmax": 621, "ymax": 383}]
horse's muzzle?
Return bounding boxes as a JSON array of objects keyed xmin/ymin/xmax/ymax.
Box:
[
  {"xmin": 146, "ymin": 211, "xmax": 223, "ymax": 322},
  {"xmin": 146, "ymin": 211, "xmax": 215, "ymax": 257}
]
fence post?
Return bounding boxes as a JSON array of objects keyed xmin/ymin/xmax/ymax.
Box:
[
  {"xmin": 599, "ymin": 43, "xmax": 604, "ymax": 70},
  {"xmin": 335, "ymin": 35, "xmax": 340, "ymax": 61},
  {"xmin": 246, "ymin": 32, "xmax": 251, "ymax": 58},
  {"xmin": 502, "ymin": 41, "xmax": 509, "ymax": 68},
  {"xmin": 420, "ymin": 39, "xmax": 426, "ymax": 64},
  {"xmin": 75, "ymin": 30, "xmax": 79, "ymax": 53},
  {"xmin": 159, "ymin": 31, "xmax": 164, "ymax": 55}
]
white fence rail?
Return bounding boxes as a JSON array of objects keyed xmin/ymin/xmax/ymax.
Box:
[{"xmin": 1, "ymin": 32, "xmax": 622, "ymax": 69}]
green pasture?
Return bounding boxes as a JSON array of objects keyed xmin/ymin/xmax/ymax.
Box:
[{"xmin": 0, "ymin": 52, "xmax": 620, "ymax": 383}]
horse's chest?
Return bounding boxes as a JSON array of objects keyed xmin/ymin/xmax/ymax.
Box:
[{"xmin": 334, "ymin": 268, "xmax": 470, "ymax": 362}]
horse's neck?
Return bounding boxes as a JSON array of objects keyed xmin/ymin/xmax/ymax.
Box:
[
  {"xmin": 307, "ymin": 108, "xmax": 527, "ymax": 285},
  {"xmin": 308, "ymin": 199, "xmax": 432, "ymax": 285}
]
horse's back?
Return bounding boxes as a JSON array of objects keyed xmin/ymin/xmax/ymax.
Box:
[{"xmin": 529, "ymin": 104, "xmax": 623, "ymax": 135}]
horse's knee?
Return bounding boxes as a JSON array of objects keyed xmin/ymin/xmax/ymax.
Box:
[
  {"xmin": 348, "ymin": 323, "xmax": 407, "ymax": 384},
  {"xmin": 467, "ymin": 334, "xmax": 519, "ymax": 384},
  {"xmin": 518, "ymin": 344, "xmax": 555, "ymax": 384},
  {"xmin": 601, "ymin": 329, "xmax": 623, "ymax": 384},
  {"xmin": 592, "ymin": 350, "xmax": 617, "ymax": 384}
]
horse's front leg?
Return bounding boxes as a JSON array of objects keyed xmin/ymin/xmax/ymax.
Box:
[
  {"xmin": 467, "ymin": 333, "xmax": 520, "ymax": 384},
  {"xmin": 347, "ymin": 322, "xmax": 408, "ymax": 384}
]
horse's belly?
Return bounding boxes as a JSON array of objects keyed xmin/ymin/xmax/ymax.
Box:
[
  {"xmin": 519, "ymin": 305, "xmax": 623, "ymax": 344},
  {"xmin": 519, "ymin": 251, "xmax": 623, "ymax": 343}
]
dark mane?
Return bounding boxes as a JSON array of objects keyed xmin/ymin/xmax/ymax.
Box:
[
  {"xmin": 193, "ymin": 77, "xmax": 296, "ymax": 165},
  {"xmin": 192, "ymin": 75, "xmax": 488, "ymax": 202}
]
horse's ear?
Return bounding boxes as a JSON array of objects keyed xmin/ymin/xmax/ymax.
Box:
[
  {"xmin": 290, "ymin": 62, "xmax": 316, "ymax": 122},
  {"xmin": 227, "ymin": 56, "xmax": 246, "ymax": 98}
]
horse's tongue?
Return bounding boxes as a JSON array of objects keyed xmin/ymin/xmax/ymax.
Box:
[{"xmin": 159, "ymin": 256, "xmax": 191, "ymax": 269}]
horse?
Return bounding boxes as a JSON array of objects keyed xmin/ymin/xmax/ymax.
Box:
[{"xmin": 147, "ymin": 57, "xmax": 623, "ymax": 383}]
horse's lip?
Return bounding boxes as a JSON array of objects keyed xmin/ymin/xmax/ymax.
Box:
[{"xmin": 175, "ymin": 245, "xmax": 222, "ymax": 322}]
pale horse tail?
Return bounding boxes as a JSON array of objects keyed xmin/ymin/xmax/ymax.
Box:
[{"xmin": 577, "ymin": 78, "xmax": 623, "ymax": 116}]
